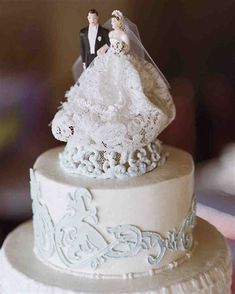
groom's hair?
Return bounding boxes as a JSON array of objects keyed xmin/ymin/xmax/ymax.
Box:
[{"xmin": 88, "ymin": 9, "xmax": 98, "ymax": 16}]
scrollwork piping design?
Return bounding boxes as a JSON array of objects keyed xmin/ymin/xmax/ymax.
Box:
[
  {"xmin": 30, "ymin": 174, "xmax": 196, "ymax": 270},
  {"xmin": 30, "ymin": 169, "xmax": 55, "ymax": 258},
  {"xmin": 60, "ymin": 139, "xmax": 166, "ymax": 179}
]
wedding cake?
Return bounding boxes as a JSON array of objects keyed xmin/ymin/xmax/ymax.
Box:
[{"xmin": 0, "ymin": 9, "xmax": 232, "ymax": 294}]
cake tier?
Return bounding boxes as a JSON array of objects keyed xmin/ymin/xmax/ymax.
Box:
[
  {"xmin": 0, "ymin": 219, "xmax": 232, "ymax": 293},
  {"xmin": 29, "ymin": 146, "xmax": 195, "ymax": 278}
]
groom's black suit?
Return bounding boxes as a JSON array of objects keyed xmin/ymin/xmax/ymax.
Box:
[{"xmin": 80, "ymin": 25, "xmax": 110, "ymax": 67}]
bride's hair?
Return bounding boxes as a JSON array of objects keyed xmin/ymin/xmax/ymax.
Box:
[{"xmin": 111, "ymin": 10, "xmax": 125, "ymax": 30}]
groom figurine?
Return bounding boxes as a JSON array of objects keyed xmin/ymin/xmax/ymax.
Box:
[{"xmin": 80, "ymin": 9, "xmax": 110, "ymax": 70}]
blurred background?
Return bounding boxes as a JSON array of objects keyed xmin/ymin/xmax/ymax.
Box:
[{"xmin": 0, "ymin": 0, "xmax": 234, "ymax": 289}]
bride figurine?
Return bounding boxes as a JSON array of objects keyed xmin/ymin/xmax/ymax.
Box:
[{"xmin": 51, "ymin": 10, "xmax": 176, "ymax": 179}]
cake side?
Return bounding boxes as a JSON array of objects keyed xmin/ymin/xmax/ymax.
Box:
[
  {"xmin": 30, "ymin": 145, "xmax": 196, "ymax": 278},
  {"xmin": 0, "ymin": 219, "xmax": 232, "ymax": 293}
]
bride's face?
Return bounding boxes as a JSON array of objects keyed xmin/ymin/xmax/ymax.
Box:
[{"xmin": 111, "ymin": 17, "xmax": 119, "ymax": 29}]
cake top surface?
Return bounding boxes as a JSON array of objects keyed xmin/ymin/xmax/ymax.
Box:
[{"xmin": 34, "ymin": 145, "xmax": 194, "ymax": 189}]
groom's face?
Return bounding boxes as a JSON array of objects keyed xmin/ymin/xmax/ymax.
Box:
[{"xmin": 87, "ymin": 13, "xmax": 99, "ymax": 26}]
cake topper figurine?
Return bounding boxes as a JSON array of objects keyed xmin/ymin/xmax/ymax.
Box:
[
  {"xmin": 80, "ymin": 9, "xmax": 110, "ymax": 70},
  {"xmin": 52, "ymin": 10, "xmax": 176, "ymax": 179}
]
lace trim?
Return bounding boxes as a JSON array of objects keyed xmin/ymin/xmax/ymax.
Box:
[{"xmin": 108, "ymin": 38, "xmax": 130, "ymax": 55}]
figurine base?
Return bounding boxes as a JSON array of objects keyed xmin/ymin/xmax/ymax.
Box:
[{"xmin": 60, "ymin": 139, "xmax": 166, "ymax": 179}]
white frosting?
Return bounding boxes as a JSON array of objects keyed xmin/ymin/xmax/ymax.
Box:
[
  {"xmin": 0, "ymin": 218, "xmax": 232, "ymax": 293},
  {"xmin": 31, "ymin": 145, "xmax": 195, "ymax": 277}
]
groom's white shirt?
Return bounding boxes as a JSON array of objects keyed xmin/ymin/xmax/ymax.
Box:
[{"xmin": 88, "ymin": 25, "xmax": 98, "ymax": 54}]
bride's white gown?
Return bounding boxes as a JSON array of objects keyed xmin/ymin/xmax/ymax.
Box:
[{"xmin": 52, "ymin": 38, "xmax": 175, "ymax": 154}]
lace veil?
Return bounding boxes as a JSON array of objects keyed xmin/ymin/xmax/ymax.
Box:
[{"xmin": 72, "ymin": 10, "xmax": 170, "ymax": 88}]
